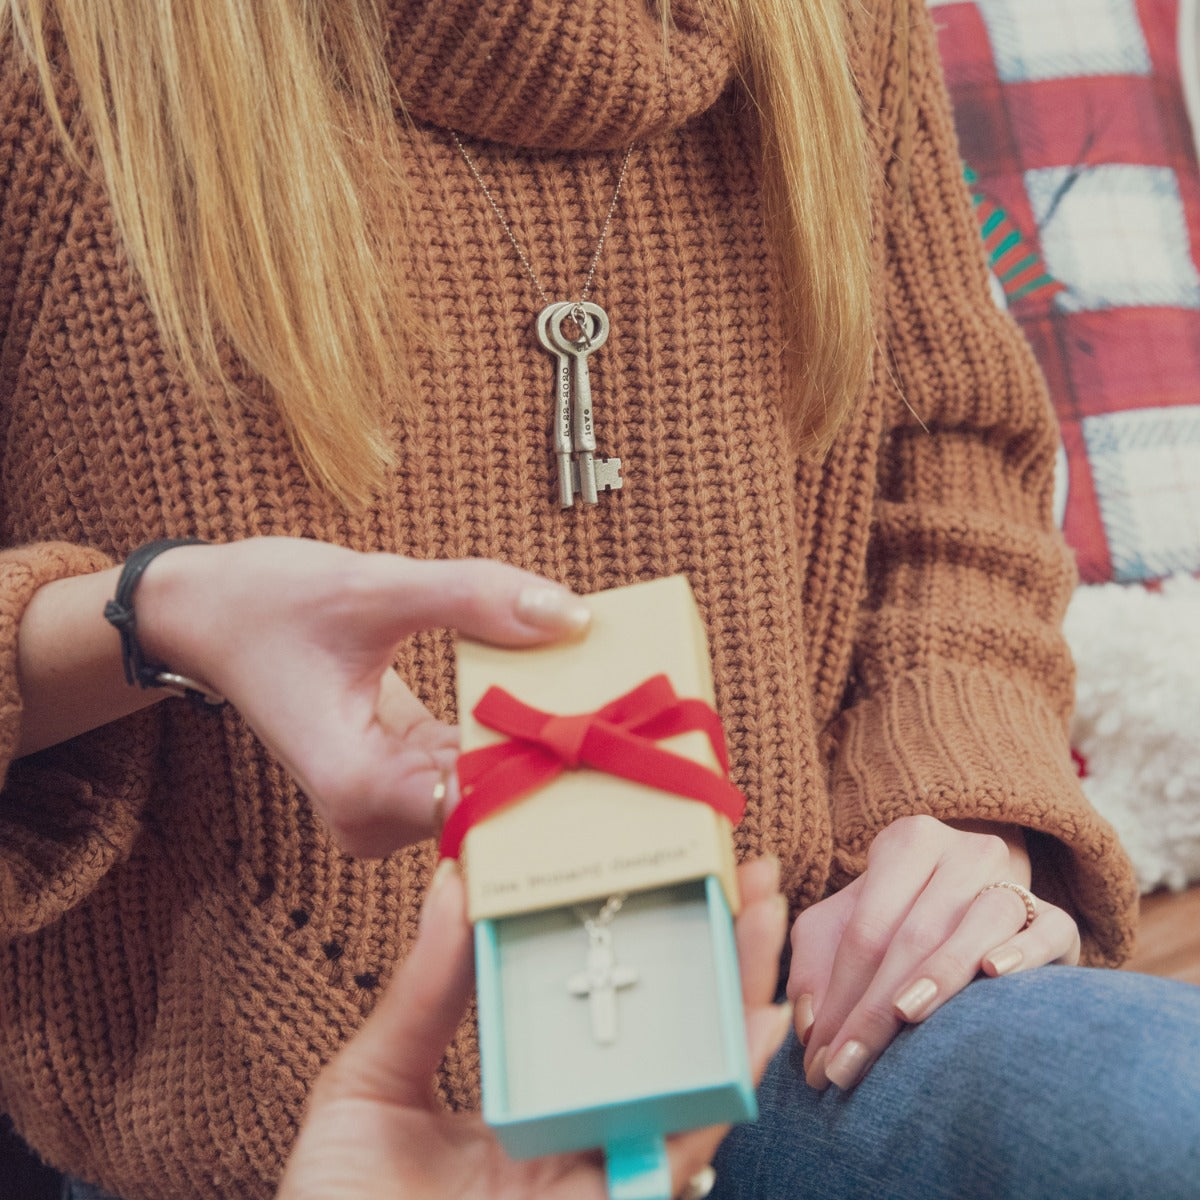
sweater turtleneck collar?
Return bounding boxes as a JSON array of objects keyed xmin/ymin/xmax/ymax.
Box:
[{"xmin": 384, "ymin": 0, "xmax": 736, "ymax": 150}]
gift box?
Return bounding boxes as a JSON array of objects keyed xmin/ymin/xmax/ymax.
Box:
[{"xmin": 445, "ymin": 575, "xmax": 756, "ymax": 1200}]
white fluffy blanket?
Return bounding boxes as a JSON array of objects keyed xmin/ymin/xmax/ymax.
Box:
[{"xmin": 1065, "ymin": 573, "xmax": 1200, "ymax": 892}]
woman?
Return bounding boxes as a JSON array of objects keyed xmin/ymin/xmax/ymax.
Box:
[{"xmin": 0, "ymin": 2, "xmax": 1196, "ymax": 1199}]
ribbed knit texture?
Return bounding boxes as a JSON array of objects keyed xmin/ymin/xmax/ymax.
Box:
[{"xmin": 0, "ymin": 2, "xmax": 1137, "ymax": 1196}]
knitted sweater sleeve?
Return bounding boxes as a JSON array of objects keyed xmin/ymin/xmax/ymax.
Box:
[
  {"xmin": 826, "ymin": 0, "xmax": 1138, "ymax": 966},
  {"xmin": 0, "ymin": 58, "xmax": 155, "ymax": 940}
]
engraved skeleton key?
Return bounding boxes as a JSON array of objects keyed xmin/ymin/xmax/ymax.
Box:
[
  {"xmin": 535, "ymin": 301, "xmax": 576, "ymax": 507},
  {"xmin": 566, "ymin": 923, "xmax": 639, "ymax": 1044},
  {"xmin": 549, "ymin": 302, "xmax": 622, "ymax": 504}
]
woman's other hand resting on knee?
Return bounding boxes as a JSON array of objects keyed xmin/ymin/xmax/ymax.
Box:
[{"xmin": 788, "ymin": 814, "xmax": 1081, "ymax": 1092}]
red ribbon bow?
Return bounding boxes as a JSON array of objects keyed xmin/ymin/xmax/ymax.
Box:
[{"xmin": 438, "ymin": 674, "xmax": 746, "ymax": 859}]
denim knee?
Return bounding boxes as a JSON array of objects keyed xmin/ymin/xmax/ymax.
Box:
[{"xmin": 713, "ymin": 966, "xmax": 1200, "ymax": 1200}]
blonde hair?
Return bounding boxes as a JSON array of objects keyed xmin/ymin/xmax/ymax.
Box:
[
  {"xmin": 717, "ymin": 0, "xmax": 873, "ymax": 455},
  {"xmin": 2, "ymin": 0, "xmax": 872, "ymax": 506}
]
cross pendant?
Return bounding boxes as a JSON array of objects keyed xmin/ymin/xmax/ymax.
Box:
[{"xmin": 567, "ymin": 925, "xmax": 638, "ymax": 1044}]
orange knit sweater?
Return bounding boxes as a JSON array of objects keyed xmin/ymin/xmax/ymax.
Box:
[{"xmin": 0, "ymin": 2, "xmax": 1137, "ymax": 1197}]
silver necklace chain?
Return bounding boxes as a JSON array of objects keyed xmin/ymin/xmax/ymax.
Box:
[
  {"xmin": 451, "ymin": 131, "xmax": 636, "ymax": 312},
  {"xmin": 574, "ymin": 893, "xmax": 627, "ymax": 935}
]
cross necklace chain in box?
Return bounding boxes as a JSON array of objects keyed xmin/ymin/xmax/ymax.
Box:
[{"xmin": 567, "ymin": 894, "xmax": 638, "ymax": 1044}]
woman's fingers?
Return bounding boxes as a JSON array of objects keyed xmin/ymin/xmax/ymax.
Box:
[
  {"xmin": 880, "ymin": 881, "xmax": 1034, "ymax": 1036},
  {"xmin": 981, "ymin": 901, "xmax": 1082, "ymax": 976},
  {"xmin": 735, "ymin": 855, "xmax": 781, "ymax": 908},
  {"xmin": 800, "ymin": 818, "xmax": 949, "ymax": 1079},
  {"xmin": 304, "ymin": 556, "xmax": 589, "ymax": 855},
  {"xmin": 358, "ymin": 553, "xmax": 592, "ymax": 647},
  {"xmin": 315, "ymin": 860, "xmax": 474, "ymax": 1112},
  {"xmin": 799, "ymin": 818, "xmax": 1036, "ymax": 1091},
  {"xmin": 733, "ymin": 857, "xmax": 786, "ymax": 1009},
  {"xmin": 889, "ymin": 890, "xmax": 1080, "ymax": 1031},
  {"xmin": 811, "ymin": 887, "xmax": 1080, "ymax": 1098},
  {"xmin": 809, "ymin": 879, "xmax": 967, "ymax": 1091},
  {"xmin": 887, "ymin": 883, "xmax": 1031, "ymax": 1022},
  {"xmin": 139, "ymin": 541, "xmax": 588, "ymax": 695},
  {"xmin": 731, "ymin": 857, "xmax": 793, "ymax": 1069},
  {"xmin": 786, "ymin": 880, "xmax": 858, "ymax": 1047},
  {"xmin": 292, "ymin": 669, "xmax": 461, "ymax": 855}
]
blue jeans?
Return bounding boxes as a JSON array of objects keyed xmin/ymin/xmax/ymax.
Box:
[
  {"xmin": 713, "ymin": 966, "xmax": 1200, "ymax": 1200},
  {"xmin": 61, "ymin": 1183, "xmax": 115, "ymax": 1200},
  {"xmin": 64, "ymin": 967, "xmax": 1200, "ymax": 1200}
]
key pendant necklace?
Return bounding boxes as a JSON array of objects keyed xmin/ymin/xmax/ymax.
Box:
[
  {"xmin": 566, "ymin": 894, "xmax": 638, "ymax": 1045},
  {"xmin": 452, "ymin": 132, "xmax": 633, "ymax": 507}
]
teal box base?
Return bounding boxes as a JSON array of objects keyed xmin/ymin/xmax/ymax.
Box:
[{"xmin": 476, "ymin": 875, "xmax": 756, "ymax": 1163}]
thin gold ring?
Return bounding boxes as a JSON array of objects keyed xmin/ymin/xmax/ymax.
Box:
[{"xmin": 977, "ymin": 880, "xmax": 1038, "ymax": 930}]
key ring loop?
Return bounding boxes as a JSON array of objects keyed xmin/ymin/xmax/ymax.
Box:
[
  {"xmin": 551, "ymin": 301, "xmax": 609, "ymax": 354},
  {"xmin": 568, "ymin": 301, "xmax": 592, "ymax": 347}
]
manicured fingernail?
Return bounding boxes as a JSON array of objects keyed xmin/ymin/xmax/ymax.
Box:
[
  {"xmin": 804, "ymin": 1046, "xmax": 830, "ymax": 1091},
  {"xmin": 795, "ymin": 994, "xmax": 815, "ymax": 1045},
  {"xmin": 894, "ymin": 977, "xmax": 938, "ymax": 1022},
  {"xmin": 825, "ymin": 1040, "xmax": 870, "ymax": 1091},
  {"xmin": 515, "ymin": 585, "xmax": 591, "ymax": 634},
  {"xmin": 420, "ymin": 858, "xmax": 459, "ymax": 930},
  {"xmin": 984, "ymin": 946, "xmax": 1023, "ymax": 976}
]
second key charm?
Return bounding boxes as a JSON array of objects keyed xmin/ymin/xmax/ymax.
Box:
[{"xmin": 536, "ymin": 301, "xmax": 578, "ymax": 507}]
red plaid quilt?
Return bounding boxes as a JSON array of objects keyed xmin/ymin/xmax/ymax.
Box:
[{"xmin": 932, "ymin": 0, "xmax": 1200, "ymax": 583}]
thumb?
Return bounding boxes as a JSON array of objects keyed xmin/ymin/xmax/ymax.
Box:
[
  {"xmin": 378, "ymin": 556, "xmax": 594, "ymax": 647},
  {"xmin": 331, "ymin": 860, "xmax": 476, "ymax": 1109}
]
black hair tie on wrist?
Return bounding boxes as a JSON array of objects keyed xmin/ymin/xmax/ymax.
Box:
[{"xmin": 103, "ymin": 538, "xmax": 227, "ymax": 708}]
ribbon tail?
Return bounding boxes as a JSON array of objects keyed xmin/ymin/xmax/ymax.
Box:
[
  {"xmin": 580, "ymin": 723, "xmax": 745, "ymax": 824},
  {"xmin": 440, "ymin": 749, "xmax": 563, "ymax": 859},
  {"xmin": 631, "ymin": 697, "xmax": 733, "ymax": 775}
]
